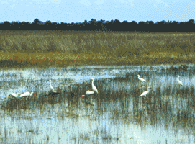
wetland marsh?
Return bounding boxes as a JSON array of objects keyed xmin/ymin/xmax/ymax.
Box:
[{"xmin": 0, "ymin": 65, "xmax": 194, "ymax": 143}]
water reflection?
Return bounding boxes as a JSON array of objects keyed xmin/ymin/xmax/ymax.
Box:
[{"xmin": 0, "ymin": 66, "xmax": 194, "ymax": 143}]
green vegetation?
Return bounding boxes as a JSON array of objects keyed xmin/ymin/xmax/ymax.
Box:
[{"xmin": 0, "ymin": 30, "xmax": 194, "ymax": 67}]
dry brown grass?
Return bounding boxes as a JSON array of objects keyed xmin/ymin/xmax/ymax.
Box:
[{"xmin": 0, "ymin": 30, "xmax": 194, "ymax": 67}]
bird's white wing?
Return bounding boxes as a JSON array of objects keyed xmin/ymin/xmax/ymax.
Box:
[
  {"xmin": 50, "ymin": 85, "xmax": 54, "ymax": 90},
  {"xmin": 140, "ymin": 91, "xmax": 148, "ymax": 96},
  {"xmin": 179, "ymin": 81, "xmax": 183, "ymax": 85},
  {"xmin": 138, "ymin": 77, "xmax": 146, "ymax": 82},
  {"xmin": 92, "ymin": 86, "xmax": 98, "ymax": 94},
  {"xmin": 20, "ymin": 91, "xmax": 30, "ymax": 97},
  {"xmin": 12, "ymin": 93, "xmax": 19, "ymax": 97},
  {"xmin": 86, "ymin": 91, "xmax": 94, "ymax": 95}
]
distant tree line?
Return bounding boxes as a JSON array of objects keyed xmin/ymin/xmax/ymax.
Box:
[{"xmin": 0, "ymin": 18, "xmax": 195, "ymax": 32}]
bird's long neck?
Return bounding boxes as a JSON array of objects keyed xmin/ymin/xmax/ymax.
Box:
[
  {"xmin": 177, "ymin": 76, "xmax": 180, "ymax": 81},
  {"xmin": 50, "ymin": 81, "xmax": 52, "ymax": 86},
  {"xmin": 31, "ymin": 92, "xmax": 37, "ymax": 98},
  {"xmin": 91, "ymin": 80, "xmax": 95, "ymax": 89}
]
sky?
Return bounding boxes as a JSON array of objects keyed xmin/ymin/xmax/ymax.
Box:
[{"xmin": 0, "ymin": 0, "xmax": 194, "ymax": 23}]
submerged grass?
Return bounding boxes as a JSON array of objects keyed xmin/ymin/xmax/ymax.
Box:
[{"xmin": 0, "ymin": 30, "xmax": 195, "ymax": 67}]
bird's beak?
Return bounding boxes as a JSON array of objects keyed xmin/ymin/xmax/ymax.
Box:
[
  {"xmin": 81, "ymin": 95, "xmax": 85, "ymax": 98},
  {"xmin": 33, "ymin": 93, "xmax": 37, "ymax": 98}
]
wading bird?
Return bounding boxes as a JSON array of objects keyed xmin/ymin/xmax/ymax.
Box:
[
  {"xmin": 49, "ymin": 80, "xmax": 60, "ymax": 92},
  {"xmin": 48, "ymin": 80, "xmax": 60, "ymax": 96},
  {"xmin": 91, "ymin": 78, "xmax": 98, "ymax": 94},
  {"xmin": 50, "ymin": 80, "xmax": 55, "ymax": 92},
  {"xmin": 85, "ymin": 78, "xmax": 98, "ymax": 95},
  {"xmin": 81, "ymin": 95, "xmax": 86, "ymax": 98},
  {"xmin": 19, "ymin": 91, "xmax": 37, "ymax": 98},
  {"xmin": 140, "ymin": 86, "xmax": 151, "ymax": 97},
  {"xmin": 137, "ymin": 75, "xmax": 146, "ymax": 82},
  {"xmin": 4, "ymin": 92, "xmax": 36, "ymax": 109},
  {"xmin": 177, "ymin": 75, "xmax": 183, "ymax": 86}
]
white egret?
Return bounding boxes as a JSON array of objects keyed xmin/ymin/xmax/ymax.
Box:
[
  {"xmin": 91, "ymin": 78, "xmax": 98, "ymax": 94},
  {"xmin": 49, "ymin": 79, "xmax": 59, "ymax": 94},
  {"xmin": 50, "ymin": 80, "xmax": 55, "ymax": 91},
  {"xmin": 177, "ymin": 75, "xmax": 183, "ymax": 86},
  {"xmin": 19, "ymin": 91, "xmax": 37, "ymax": 98},
  {"xmin": 140, "ymin": 86, "xmax": 151, "ymax": 97},
  {"xmin": 81, "ymin": 95, "xmax": 86, "ymax": 98},
  {"xmin": 137, "ymin": 75, "xmax": 146, "ymax": 82}
]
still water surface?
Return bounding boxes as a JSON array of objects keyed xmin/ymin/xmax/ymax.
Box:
[{"xmin": 0, "ymin": 65, "xmax": 195, "ymax": 143}]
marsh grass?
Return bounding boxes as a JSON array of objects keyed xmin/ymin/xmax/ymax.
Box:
[{"xmin": 0, "ymin": 31, "xmax": 195, "ymax": 67}]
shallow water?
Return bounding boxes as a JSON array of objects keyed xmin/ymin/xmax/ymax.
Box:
[{"xmin": 0, "ymin": 65, "xmax": 195, "ymax": 143}]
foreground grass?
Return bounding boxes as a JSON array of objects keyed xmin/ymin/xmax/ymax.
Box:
[{"xmin": 0, "ymin": 31, "xmax": 195, "ymax": 67}]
